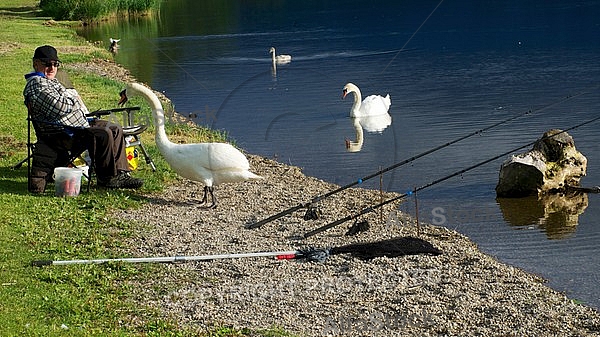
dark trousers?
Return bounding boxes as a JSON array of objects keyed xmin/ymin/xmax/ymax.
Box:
[{"xmin": 86, "ymin": 119, "xmax": 129, "ymax": 180}]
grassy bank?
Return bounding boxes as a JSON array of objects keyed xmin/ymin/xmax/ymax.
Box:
[
  {"xmin": 0, "ymin": 2, "xmax": 268, "ymax": 336},
  {"xmin": 39, "ymin": 0, "xmax": 161, "ymax": 22}
]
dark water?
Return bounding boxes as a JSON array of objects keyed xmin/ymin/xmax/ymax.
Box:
[{"xmin": 79, "ymin": 0, "xmax": 600, "ymax": 308}]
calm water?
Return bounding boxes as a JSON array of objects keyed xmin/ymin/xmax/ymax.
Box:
[{"xmin": 79, "ymin": 1, "xmax": 600, "ymax": 308}]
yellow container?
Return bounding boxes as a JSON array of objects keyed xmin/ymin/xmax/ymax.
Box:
[{"xmin": 126, "ymin": 147, "xmax": 139, "ymax": 171}]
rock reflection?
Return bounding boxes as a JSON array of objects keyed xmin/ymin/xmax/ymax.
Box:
[
  {"xmin": 345, "ymin": 114, "xmax": 392, "ymax": 152},
  {"xmin": 496, "ymin": 192, "xmax": 588, "ymax": 239}
]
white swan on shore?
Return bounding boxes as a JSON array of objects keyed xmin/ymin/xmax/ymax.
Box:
[
  {"xmin": 270, "ymin": 47, "xmax": 292, "ymax": 64},
  {"xmin": 342, "ymin": 82, "xmax": 391, "ymax": 118},
  {"xmin": 118, "ymin": 83, "xmax": 263, "ymax": 208}
]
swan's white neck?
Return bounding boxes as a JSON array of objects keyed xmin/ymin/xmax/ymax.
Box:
[
  {"xmin": 349, "ymin": 88, "xmax": 362, "ymax": 117},
  {"xmin": 130, "ymin": 84, "xmax": 175, "ymax": 153}
]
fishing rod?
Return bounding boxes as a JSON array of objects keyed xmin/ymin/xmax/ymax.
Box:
[
  {"xmin": 32, "ymin": 250, "xmax": 301, "ymax": 266},
  {"xmin": 247, "ymin": 90, "xmax": 592, "ymax": 230},
  {"xmin": 31, "ymin": 237, "xmax": 441, "ymax": 266},
  {"xmin": 302, "ymin": 114, "xmax": 600, "ymax": 238}
]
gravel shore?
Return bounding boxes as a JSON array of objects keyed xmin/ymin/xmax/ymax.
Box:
[
  {"xmin": 81, "ymin": 59, "xmax": 600, "ymax": 336},
  {"xmin": 115, "ymin": 155, "xmax": 600, "ymax": 336}
]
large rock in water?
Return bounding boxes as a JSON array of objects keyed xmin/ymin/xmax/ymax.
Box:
[{"xmin": 495, "ymin": 129, "xmax": 587, "ymax": 197}]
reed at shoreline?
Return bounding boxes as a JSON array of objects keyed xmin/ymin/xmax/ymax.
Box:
[{"xmin": 39, "ymin": 0, "xmax": 160, "ymax": 22}]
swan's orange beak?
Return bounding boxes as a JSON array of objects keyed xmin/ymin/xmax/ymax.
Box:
[
  {"xmin": 118, "ymin": 89, "xmax": 128, "ymax": 106},
  {"xmin": 342, "ymin": 89, "xmax": 348, "ymax": 99}
]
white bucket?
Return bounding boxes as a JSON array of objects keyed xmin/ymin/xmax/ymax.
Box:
[{"xmin": 53, "ymin": 167, "xmax": 83, "ymax": 197}]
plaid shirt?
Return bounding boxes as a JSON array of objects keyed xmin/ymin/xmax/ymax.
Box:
[{"xmin": 23, "ymin": 73, "xmax": 90, "ymax": 133}]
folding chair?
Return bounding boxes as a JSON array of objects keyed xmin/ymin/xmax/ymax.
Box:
[{"xmin": 23, "ymin": 104, "xmax": 95, "ymax": 194}]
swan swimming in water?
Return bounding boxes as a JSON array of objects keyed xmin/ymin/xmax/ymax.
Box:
[
  {"xmin": 342, "ymin": 82, "xmax": 391, "ymax": 118},
  {"xmin": 118, "ymin": 83, "xmax": 263, "ymax": 209},
  {"xmin": 109, "ymin": 38, "xmax": 120, "ymax": 54},
  {"xmin": 269, "ymin": 47, "xmax": 292, "ymax": 64}
]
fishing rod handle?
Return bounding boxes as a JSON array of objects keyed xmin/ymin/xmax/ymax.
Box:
[
  {"xmin": 302, "ymin": 193, "xmax": 409, "ymax": 238},
  {"xmin": 303, "ymin": 206, "xmax": 377, "ymax": 238},
  {"xmin": 31, "ymin": 260, "xmax": 52, "ymax": 267},
  {"xmin": 246, "ymin": 203, "xmax": 307, "ymax": 229}
]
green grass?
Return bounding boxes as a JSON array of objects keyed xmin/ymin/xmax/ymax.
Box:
[
  {"xmin": 0, "ymin": 1, "xmax": 294, "ymax": 336},
  {"xmin": 39, "ymin": 0, "xmax": 161, "ymax": 22}
]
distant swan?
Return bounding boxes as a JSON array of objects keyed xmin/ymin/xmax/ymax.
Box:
[
  {"xmin": 342, "ymin": 82, "xmax": 391, "ymax": 118},
  {"xmin": 109, "ymin": 38, "xmax": 120, "ymax": 54},
  {"xmin": 119, "ymin": 83, "xmax": 263, "ymax": 209},
  {"xmin": 270, "ymin": 47, "xmax": 292, "ymax": 64}
]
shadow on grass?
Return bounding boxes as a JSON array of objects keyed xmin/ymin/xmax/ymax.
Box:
[
  {"xmin": 0, "ymin": 166, "xmax": 151, "ymax": 202},
  {"xmin": 0, "ymin": 165, "xmax": 29, "ymax": 195}
]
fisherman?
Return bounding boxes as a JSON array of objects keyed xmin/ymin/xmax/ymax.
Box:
[{"xmin": 23, "ymin": 45, "xmax": 143, "ymax": 190}]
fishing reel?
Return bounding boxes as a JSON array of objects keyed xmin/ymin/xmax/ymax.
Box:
[
  {"xmin": 303, "ymin": 204, "xmax": 322, "ymax": 221},
  {"xmin": 345, "ymin": 219, "xmax": 370, "ymax": 236}
]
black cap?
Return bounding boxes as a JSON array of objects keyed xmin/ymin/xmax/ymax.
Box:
[{"xmin": 33, "ymin": 45, "xmax": 60, "ymax": 62}]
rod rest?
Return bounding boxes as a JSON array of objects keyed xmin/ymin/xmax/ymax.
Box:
[
  {"xmin": 123, "ymin": 124, "xmax": 147, "ymax": 136},
  {"xmin": 86, "ymin": 106, "xmax": 141, "ymax": 118},
  {"xmin": 87, "ymin": 106, "xmax": 148, "ymax": 136}
]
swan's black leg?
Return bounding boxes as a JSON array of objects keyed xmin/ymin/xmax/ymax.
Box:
[
  {"xmin": 197, "ymin": 186, "xmax": 217, "ymax": 209},
  {"xmin": 197, "ymin": 186, "xmax": 208, "ymax": 205},
  {"xmin": 207, "ymin": 187, "xmax": 217, "ymax": 209}
]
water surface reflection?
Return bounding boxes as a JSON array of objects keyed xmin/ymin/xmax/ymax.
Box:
[
  {"xmin": 76, "ymin": 0, "xmax": 600, "ymax": 308},
  {"xmin": 345, "ymin": 115, "xmax": 392, "ymax": 152},
  {"xmin": 497, "ymin": 193, "xmax": 588, "ymax": 239}
]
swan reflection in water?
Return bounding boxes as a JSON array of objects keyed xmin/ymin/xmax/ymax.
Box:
[
  {"xmin": 497, "ymin": 192, "xmax": 589, "ymax": 239},
  {"xmin": 345, "ymin": 113, "xmax": 392, "ymax": 152}
]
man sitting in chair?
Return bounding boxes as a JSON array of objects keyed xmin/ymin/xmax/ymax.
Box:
[{"xmin": 23, "ymin": 45, "xmax": 143, "ymax": 190}]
